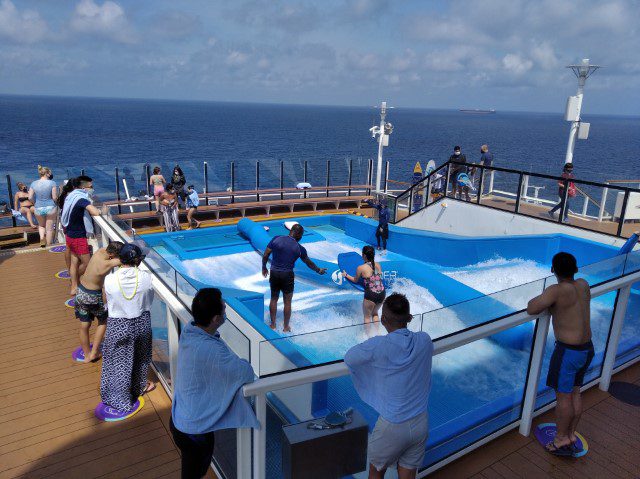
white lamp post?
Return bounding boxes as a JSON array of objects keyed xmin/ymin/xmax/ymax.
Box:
[{"xmin": 369, "ymin": 101, "xmax": 393, "ymax": 192}]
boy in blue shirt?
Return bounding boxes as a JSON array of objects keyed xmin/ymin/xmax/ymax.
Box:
[{"xmin": 186, "ymin": 185, "xmax": 201, "ymax": 229}]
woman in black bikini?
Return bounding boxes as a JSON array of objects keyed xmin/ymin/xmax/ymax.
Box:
[
  {"xmin": 343, "ymin": 246, "xmax": 386, "ymax": 334},
  {"xmin": 14, "ymin": 182, "xmax": 37, "ymax": 228}
]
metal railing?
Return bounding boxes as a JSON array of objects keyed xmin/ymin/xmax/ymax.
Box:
[{"xmin": 392, "ymin": 161, "xmax": 640, "ymax": 238}]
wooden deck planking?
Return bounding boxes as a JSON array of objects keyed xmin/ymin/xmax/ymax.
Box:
[
  {"xmin": 0, "ymin": 249, "xmax": 215, "ymax": 479},
  {"xmin": 432, "ymin": 362, "xmax": 640, "ymax": 478}
]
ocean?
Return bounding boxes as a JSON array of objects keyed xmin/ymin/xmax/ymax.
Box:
[{"xmin": 1, "ymin": 95, "xmax": 638, "ymax": 204}]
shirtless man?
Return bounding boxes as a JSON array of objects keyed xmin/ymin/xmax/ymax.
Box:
[
  {"xmin": 74, "ymin": 241, "xmax": 124, "ymax": 363},
  {"xmin": 527, "ymin": 252, "xmax": 593, "ymax": 457}
]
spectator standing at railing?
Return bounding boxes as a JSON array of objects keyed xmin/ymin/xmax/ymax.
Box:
[
  {"xmin": 345, "ymin": 293, "xmax": 433, "ymax": 479},
  {"xmin": 61, "ymin": 175, "xmax": 101, "ymax": 296},
  {"xmin": 448, "ymin": 146, "xmax": 469, "ymax": 201},
  {"xmin": 171, "ymin": 165, "xmax": 187, "ymax": 208},
  {"xmin": 171, "ymin": 288, "xmax": 259, "ymax": 479},
  {"xmin": 548, "ymin": 163, "xmax": 576, "ymax": 223},
  {"xmin": 149, "ymin": 166, "xmax": 166, "ymax": 212},
  {"xmin": 29, "ymin": 165, "xmax": 58, "ymax": 247},
  {"xmin": 186, "ymin": 185, "xmax": 202, "ymax": 230},
  {"xmin": 365, "ymin": 198, "xmax": 390, "ymax": 252},
  {"xmin": 527, "ymin": 252, "xmax": 593, "ymax": 457}
]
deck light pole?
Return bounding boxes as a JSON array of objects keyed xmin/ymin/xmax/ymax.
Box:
[
  {"xmin": 370, "ymin": 101, "xmax": 393, "ymax": 192},
  {"xmin": 564, "ymin": 58, "xmax": 601, "ymax": 165}
]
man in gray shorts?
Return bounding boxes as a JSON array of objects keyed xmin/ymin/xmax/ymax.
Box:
[{"xmin": 345, "ymin": 293, "xmax": 433, "ymax": 478}]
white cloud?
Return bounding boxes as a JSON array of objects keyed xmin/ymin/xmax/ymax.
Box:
[
  {"xmin": 70, "ymin": 0, "xmax": 135, "ymax": 44},
  {"xmin": 0, "ymin": 0, "xmax": 48, "ymax": 44},
  {"xmin": 502, "ymin": 53, "xmax": 533, "ymax": 75},
  {"xmin": 530, "ymin": 42, "xmax": 559, "ymax": 70}
]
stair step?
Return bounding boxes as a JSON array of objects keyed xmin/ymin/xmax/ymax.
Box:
[{"xmin": 0, "ymin": 237, "xmax": 28, "ymax": 249}]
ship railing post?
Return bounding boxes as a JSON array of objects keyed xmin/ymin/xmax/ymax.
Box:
[
  {"xmin": 6, "ymin": 174, "xmax": 16, "ymax": 228},
  {"xmin": 146, "ymin": 164, "xmax": 152, "ymax": 211},
  {"xmin": 426, "ymin": 172, "xmax": 433, "ymax": 206},
  {"xmin": 280, "ymin": 160, "xmax": 284, "ymax": 200},
  {"xmin": 598, "ymin": 185, "xmax": 608, "ymax": 222},
  {"xmin": 326, "ymin": 160, "xmax": 330, "ymax": 197},
  {"xmin": 115, "ymin": 168, "xmax": 122, "ymax": 214},
  {"xmin": 581, "ymin": 193, "xmax": 589, "ymax": 217},
  {"xmin": 347, "ymin": 159, "xmax": 353, "ymax": 197},
  {"xmin": 253, "ymin": 393, "xmax": 267, "ymax": 479},
  {"xmin": 256, "ymin": 161, "xmax": 260, "ymax": 202},
  {"xmin": 203, "ymin": 162, "xmax": 209, "ymax": 206},
  {"xmin": 600, "ymin": 284, "xmax": 631, "ymax": 391},
  {"xmin": 303, "ymin": 161, "xmax": 308, "ymax": 199},
  {"xmin": 477, "ymin": 165, "xmax": 484, "ymax": 205},
  {"xmin": 166, "ymin": 308, "xmax": 180, "ymax": 394},
  {"xmin": 617, "ymin": 190, "xmax": 630, "ymax": 237},
  {"xmin": 519, "ymin": 313, "xmax": 551, "ymax": 437},
  {"xmin": 230, "ymin": 161, "xmax": 235, "ymax": 204},
  {"xmin": 367, "ymin": 158, "xmax": 373, "ymax": 196},
  {"xmin": 445, "ymin": 162, "xmax": 452, "ymax": 197},
  {"xmin": 522, "ymin": 174, "xmax": 529, "ymax": 203},
  {"xmin": 515, "ymin": 172, "xmax": 524, "ymax": 214},
  {"xmin": 488, "ymin": 169, "xmax": 495, "ymax": 195}
]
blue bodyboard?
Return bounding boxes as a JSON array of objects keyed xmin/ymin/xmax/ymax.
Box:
[{"xmin": 338, "ymin": 252, "xmax": 365, "ymax": 291}]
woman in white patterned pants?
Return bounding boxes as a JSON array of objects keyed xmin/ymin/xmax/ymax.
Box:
[{"xmin": 100, "ymin": 243, "xmax": 155, "ymax": 414}]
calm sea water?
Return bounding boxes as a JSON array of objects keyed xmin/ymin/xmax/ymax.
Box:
[{"xmin": 1, "ymin": 95, "xmax": 638, "ymax": 203}]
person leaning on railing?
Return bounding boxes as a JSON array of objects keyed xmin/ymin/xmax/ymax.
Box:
[{"xmin": 170, "ymin": 288, "xmax": 259, "ymax": 479}]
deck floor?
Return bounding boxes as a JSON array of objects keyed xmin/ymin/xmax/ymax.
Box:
[{"xmin": 0, "ymin": 248, "xmax": 215, "ymax": 479}]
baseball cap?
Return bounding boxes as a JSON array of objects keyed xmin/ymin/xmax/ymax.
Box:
[{"xmin": 119, "ymin": 242, "xmax": 148, "ymax": 263}]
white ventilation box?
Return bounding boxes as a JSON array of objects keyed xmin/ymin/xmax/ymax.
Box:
[{"xmin": 565, "ymin": 95, "xmax": 582, "ymax": 122}]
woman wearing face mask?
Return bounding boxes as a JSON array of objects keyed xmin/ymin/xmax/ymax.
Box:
[
  {"xmin": 448, "ymin": 146, "xmax": 468, "ymax": 200},
  {"xmin": 14, "ymin": 182, "xmax": 37, "ymax": 228},
  {"xmin": 29, "ymin": 165, "xmax": 58, "ymax": 247},
  {"xmin": 171, "ymin": 165, "xmax": 187, "ymax": 208}
]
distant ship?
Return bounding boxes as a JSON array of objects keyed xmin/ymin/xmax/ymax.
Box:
[{"xmin": 459, "ymin": 109, "xmax": 496, "ymax": 114}]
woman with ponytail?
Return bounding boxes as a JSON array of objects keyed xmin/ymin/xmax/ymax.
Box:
[{"xmin": 343, "ymin": 245, "xmax": 386, "ymax": 332}]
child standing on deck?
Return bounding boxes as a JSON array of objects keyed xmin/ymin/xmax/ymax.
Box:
[
  {"xmin": 186, "ymin": 185, "xmax": 201, "ymax": 230},
  {"xmin": 74, "ymin": 241, "xmax": 124, "ymax": 363}
]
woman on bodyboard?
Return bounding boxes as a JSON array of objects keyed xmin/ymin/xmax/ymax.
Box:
[{"xmin": 342, "ymin": 246, "xmax": 386, "ymax": 336}]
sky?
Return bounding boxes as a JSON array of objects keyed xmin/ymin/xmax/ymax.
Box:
[{"xmin": 0, "ymin": 0, "xmax": 639, "ymax": 114}]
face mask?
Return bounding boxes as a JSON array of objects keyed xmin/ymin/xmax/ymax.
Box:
[
  {"xmin": 454, "ymin": 151, "xmax": 460, "ymax": 156},
  {"xmin": 85, "ymin": 188, "xmax": 94, "ymax": 196}
]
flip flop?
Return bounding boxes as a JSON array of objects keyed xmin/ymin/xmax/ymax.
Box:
[
  {"xmin": 571, "ymin": 441, "xmax": 583, "ymax": 454},
  {"xmin": 143, "ymin": 382, "xmax": 156, "ymax": 394},
  {"xmin": 545, "ymin": 441, "xmax": 573, "ymax": 457}
]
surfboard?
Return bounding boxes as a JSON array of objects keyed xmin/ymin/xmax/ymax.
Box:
[
  {"xmin": 337, "ymin": 252, "xmax": 365, "ymax": 291},
  {"xmin": 534, "ymin": 423, "xmax": 588, "ymax": 457},
  {"xmin": 426, "ymin": 160, "xmax": 436, "ymax": 176},
  {"xmin": 413, "ymin": 161, "xmax": 423, "ymax": 180},
  {"xmin": 457, "ymin": 172, "xmax": 475, "ymax": 190},
  {"xmin": 284, "ymin": 221, "xmax": 299, "ymax": 231}
]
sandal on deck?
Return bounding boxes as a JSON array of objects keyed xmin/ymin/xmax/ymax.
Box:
[
  {"xmin": 143, "ymin": 381, "xmax": 156, "ymax": 395},
  {"xmin": 545, "ymin": 441, "xmax": 573, "ymax": 457}
]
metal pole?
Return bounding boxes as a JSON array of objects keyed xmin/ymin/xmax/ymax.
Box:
[
  {"xmin": 347, "ymin": 159, "xmax": 353, "ymax": 197},
  {"xmin": 599, "ymin": 285, "xmax": 632, "ymax": 391},
  {"xmin": 598, "ymin": 186, "xmax": 608, "ymax": 222},
  {"xmin": 303, "ymin": 161, "xmax": 308, "ymax": 199},
  {"xmin": 203, "ymin": 162, "xmax": 209, "ymax": 206},
  {"xmin": 115, "ymin": 168, "xmax": 122, "ymax": 214},
  {"xmin": 515, "ymin": 172, "xmax": 525, "ymax": 213},
  {"xmin": 253, "ymin": 393, "xmax": 267, "ymax": 479},
  {"xmin": 367, "ymin": 158, "xmax": 373, "ymax": 195},
  {"xmin": 6, "ymin": 175, "xmax": 16, "ymax": 227},
  {"xmin": 617, "ymin": 190, "xmax": 630, "ymax": 237},
  {"xmin": 280, "ymin": 160, "xmax": 284, "ymax": 200},
  {"xmin": 256, "ymin": 162, "xmax": 260, "ymax": 202},
  {"xmin": 146, "ymin": 164, "xmax": 152, "ymax": 211},
  {"xmin": 326, "ymin": 160, "xmax": 330, "ymax": 197},
  {"xmin": 384, "ymin": 161, "xmax": 390, "ymax": 193},
  {"xmin": 237, "ymin": 428, "xmax": 252, "ymax": 479},
  {"xmin": 477, "ymin": 165, "xmax": 484, "ymax": 205},
  {"xmin": 375, "ymin": 102, "xmax": 387, "ymax": 192},
  {"xmin": 519, "ymin": 314, "xmax": 551, "ymax": 436},
  {"xmin": 230, "ymin": 161, "xmax": 235, "ymax": 204}
]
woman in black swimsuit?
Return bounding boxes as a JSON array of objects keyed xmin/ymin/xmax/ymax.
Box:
[
  {"xmin": 343, "ymin": 246, "xmax": 386, "ymax": 334},
  {"xmin": 14, "ymin": 182, "xmax": 37, "ymax": 228}
]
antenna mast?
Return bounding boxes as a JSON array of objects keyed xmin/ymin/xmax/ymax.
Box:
[
  {"xmin": 369, "ymin": 101, "xmax": 393, "ymax": 192},
  {"xmin": 563, "ymin": 58, "xmax": 601, "ymax": 165}
]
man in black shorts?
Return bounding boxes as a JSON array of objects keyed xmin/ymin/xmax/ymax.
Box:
[{"xmin": 262, "ymin": 224, "xmax": 326, "ymax": 332}]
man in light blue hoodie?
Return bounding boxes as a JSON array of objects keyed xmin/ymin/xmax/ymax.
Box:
[
  {"xmin": 171, "ymin": 288, "xmax": 259, "ymax": 479},
  {"xmin": 345, "ymin": 293, "xmax": 433, "ymax": 479}
]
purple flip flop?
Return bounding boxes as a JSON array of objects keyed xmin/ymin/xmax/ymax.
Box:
[{"xmin": 95, "ymin": 397, "xmax": 145, "ymax": 422}]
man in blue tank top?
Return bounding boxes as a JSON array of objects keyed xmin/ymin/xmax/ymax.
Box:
[{"xmin": 262, "ymin": 224, "xmax": 326, "ymax": 332}]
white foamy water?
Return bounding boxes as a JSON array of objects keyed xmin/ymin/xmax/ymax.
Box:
[{"xmin": 444, "ymin": 257, "xmax": 550, "ymax": 295}]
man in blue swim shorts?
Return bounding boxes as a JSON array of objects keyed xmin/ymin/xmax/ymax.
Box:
[{"xmin": 527, "ymin": 252, "xmax": 593, "ymax": 457}]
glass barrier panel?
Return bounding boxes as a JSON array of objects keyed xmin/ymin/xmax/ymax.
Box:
[
  {"xmin": 477, "ymin": 169, "xmax": 520, "ymax": 213},
  {"xmin": 219, "ymin": 309, "xmax": 252, "ymax": 363},
  {"xmin": 535, "ymin": 290, "xmax": 617, "ymax": 410},
  {"xmin": 614, "ymin": 280, "xmax": 640, "ymax": 369},
  {"xmin": 144, "ymin": 248, "xmax": 177, "ymax": 293},
  {"xmin": 623, "ymin": 249, "xmax": 640, "ymax": 275},
  {"xmin": 394, "ymin": 190, "xmax": 411, "ymax": 222},
  {"xmin": 176, "ymin": 272, "xmax": 198, "ymax": 308},
  {"xmin": 577, "ymin": 254, "xmax": 626, "ymax": 285},
  {"xmin": 258, "ymin": 315, "xmax": 422, "ymax": 377},
  {"xmin": 150, "ymin": 295, "xmax": 171, "ymax": 388},
  {"xmin": 419, "ymin": 279, "xmax": 545, "ymax": 340}
]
